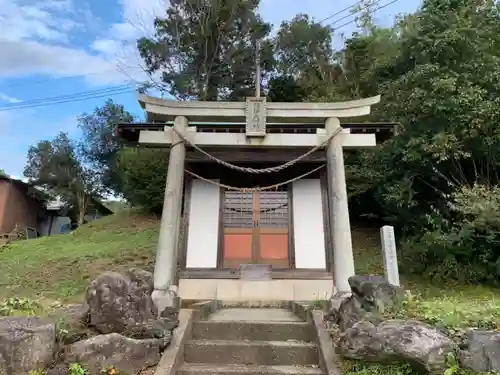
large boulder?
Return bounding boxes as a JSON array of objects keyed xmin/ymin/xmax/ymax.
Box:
[
  {"xmin": 62, "ymin": 333, "xmax": 163, "ymax": 375},
  {"xmin": 86, "ymin": 269, "xmax": 161, "ymax": 333},
  {"xmin": 329, "ymin": 275, "xmax": 403, "ymax": 331},
  {"xmin": 459, "ymin": 329, "xmax": 500, "ymax": 372},
  {"xmin": 337, "ymin": 319, "xmax": 455, "ymax": 374},
  {"xmin": 0, "ymin": 316, "xmax": 56, "ymax": 375}
]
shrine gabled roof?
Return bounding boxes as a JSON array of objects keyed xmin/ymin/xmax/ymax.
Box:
[{"xmin": 116, "ymin": 121, "xmax": 399, "ymax": 144}]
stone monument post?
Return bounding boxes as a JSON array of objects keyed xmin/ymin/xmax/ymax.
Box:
[{"xmin": 380, "ymin": 225, "xmax": 400, "ymax": 286}]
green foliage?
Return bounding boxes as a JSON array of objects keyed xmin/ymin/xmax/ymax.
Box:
[
  {"xmin": 0, "ymin": 211, "xmax": 157, "ymax": 301},
  {"xmin": 401, "ymin": 184, "xmax": 500, "ymax": 283},
  {"xmin": 386, "ymin": 288, "xmax": 500, "ymax": 332},
  {"xmin": 78, "ymin": 99, "xmax": 135, "ymax": 193},
  {"xmin": 24, "ymin": 132, "xmax": 103, "ymax": 225},
  {"xmin": 28, "ymin": 370, "xmax": 46, "ymax": 375},
  {"xmin": 116, "ymin": 148, "xmax": 169, "ymax": 213},
  {"xmin": 342, "ymin": 362, "xmax": 415, "ymax": 375},
  {"xmin": 68, "ymin": 363, "xmax": 87, "ymax": 375},
  {"xmin": 274, "ymin": 14, "xmax": 341, "ymax": 101},
  {"xmin": 0, "ymin": 297, "xmax": 41, "ymax": 316},
  {"xmin": 138, "ymin": 0, "xmax": 273, "ymax": 101}
]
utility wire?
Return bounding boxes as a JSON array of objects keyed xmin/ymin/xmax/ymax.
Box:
[
  {"xmin": 319, "ymin": 0, "xmax": 365, "ymax": 23},
  {"xmin": 329, "ymin": 0, "xmax": 384, "ymax": 27},
  {"xmin": 332, "ymin": 0, "xmax": 401, "ymax": 30},
  {"xmin": 0, "ymin": 84, "xmax": 133, "ymax": 108},
  {"xmin": 0, "ymin": 86, "xmax": 136, "ymax": 112}
]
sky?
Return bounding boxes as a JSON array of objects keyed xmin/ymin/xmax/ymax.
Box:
[{"xmin": 0, "ymin": 0, "xmax": 421, "ymax": 178}]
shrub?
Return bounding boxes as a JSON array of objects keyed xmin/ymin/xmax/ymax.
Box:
[{"xmin": 401, "ymin": 183, "xmax": 500, "ymax": 283}]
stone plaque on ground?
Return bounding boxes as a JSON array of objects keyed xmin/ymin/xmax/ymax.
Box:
[{"xmin": 239, "ymin": 264, "xmax": 272, "ymax": 280}]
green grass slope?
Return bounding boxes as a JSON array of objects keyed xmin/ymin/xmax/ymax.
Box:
[
  {"xmin": 0, "ymin": 212, "xmax": 159, "ymax": 303},
  {"xmin": 0, "ymin": 216, "xmax": 499, "ymax": 330}
]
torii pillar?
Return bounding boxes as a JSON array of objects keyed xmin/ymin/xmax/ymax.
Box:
[
  {"xmin": 326, "ymin": 117, "xmax": 355, "ymax": 294},
  {"xmin": 151, "ymin": 116, "xmax": 187, "ymax": 316}
]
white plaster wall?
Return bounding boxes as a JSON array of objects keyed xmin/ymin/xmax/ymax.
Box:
[
  {"xmin": 292, "ymin": 179, "xmax": 327, "ymax": 269},
  {"xmin": 185, "ymin": 179, "xmax": 220, "ymax": 268}
]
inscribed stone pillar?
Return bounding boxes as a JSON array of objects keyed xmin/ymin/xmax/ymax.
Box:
[
  {"xmin": 325, "ymin": 117, "xmax": 355, "ymax": 294},
  {"xmin": 380, "ymin": 225, "xmax": 400, "ymax": 286},
  {"xmin": 151, "ymin": 116, "xmax": 187, "ymax": 315}
]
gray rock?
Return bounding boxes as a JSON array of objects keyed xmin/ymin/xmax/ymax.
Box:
[
  {"xmin": 329, "ymin": 275, "xmax": 403, "ymax": 331},
  {"xmin": 459, "ymin": 329, "xmax": 500, "ymax": 372},
  {"xmin": 0, "ymin": 316, "xmax": 56, "ymax": 375},
  {"xmin": 86, "ymin": 268, "xmax": 158, "ymax": 334},
  {"xmin": 58, "ymin": 304, "xmax": 89, "ymax": 323},
  {"xmin": 337, "ymin": 319, "xmax": 455, "ymax": 374},
  {"xmin": 348, "ymin": 275, "xmax": 403, "ymax": 313},
  {"xmin": 63, "ymin": 333, "xmax": 162, "ymax": 375}
]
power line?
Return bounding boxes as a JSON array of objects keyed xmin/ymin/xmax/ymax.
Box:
[
  {"xmin": 0, "ymin": 85, "xmax": 136, "ymax": 112},
  {"xmin": 319, "ymin": 0, "xmax": 364, "ymax": 23},
  {"xmin": 329, "ymin": 0, "xmax": 384, "ymax": 27},
  {"xmin": 0, "ymin": 85, "xmax": 133, "ymax": 108},
  {"xmin": 332, "ymin": 0, "xmax": 401, "ymax": 31}
]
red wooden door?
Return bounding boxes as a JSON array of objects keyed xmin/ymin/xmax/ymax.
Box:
[{"xmin": 222, "ymin": 189, "xmax": 290, "ymax": 268}]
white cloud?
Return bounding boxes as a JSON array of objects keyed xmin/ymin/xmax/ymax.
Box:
[
  {"xmin": 86, "ymin": 0, "xmax": 167, "ymax": 86},
  {"xmin": 0, "ymin": 93, "xmax": 22, "ymax": 103},
  {"xmin": 0, "ymin": 38, "xmax": 117, "ymax": 79},
  {"xmin": 0, "ymin": 0, "xmax": 81, "ymax": 43},
  {"xmin": 0, "ymin": 0, "xmax": 165, "ymax": 87}
]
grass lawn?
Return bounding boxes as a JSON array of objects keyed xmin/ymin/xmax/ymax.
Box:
[
  {"xmin": 1, "ymin": 218, "xmax": 498, "ymax": 329},
  {"xmin": 352, "ymin": 227, "xmax": 500, "ymax": 330},
  {"xmin": 0, "ymin": 211, "xmax": 159, "ymax": 305},
  {"xmin": 1, "ymin": 216, "xmax": 499, "ymax": 373}
]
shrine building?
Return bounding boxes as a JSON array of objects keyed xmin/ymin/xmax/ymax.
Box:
[{"xmin": 117, "ymin": 94, "xmax": 396, "ymax": 313}]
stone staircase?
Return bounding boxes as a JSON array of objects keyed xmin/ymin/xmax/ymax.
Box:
[{"xmin": 177, "ymin": 308, "xmax": 325, "ymax": 375}]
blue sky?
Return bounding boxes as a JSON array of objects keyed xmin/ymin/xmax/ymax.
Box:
[{"xmin": 0, "ymin": 0, "xmax": 421, "ymax": 178}]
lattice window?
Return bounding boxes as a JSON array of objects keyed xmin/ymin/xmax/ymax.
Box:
[
  {"xmin": 259, "ymin": 189, "xmax": 288, "ymax": 228},
  {"xmin": 223, "ymin": 191, "xmax": 253, "ymax": 228},
  {"xmin": 222, "ymin": 188, "xmax": 289, "ymax": 229}
]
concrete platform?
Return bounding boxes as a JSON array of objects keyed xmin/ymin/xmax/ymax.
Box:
[
  {"xmin": 179, "ymin": 279, "xmax": 333, "ymax": 301},
  {"xmin": 208, "ymin": 308, "xmax": 301, "ymax": 322}
]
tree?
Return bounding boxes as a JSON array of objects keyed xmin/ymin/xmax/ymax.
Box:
[
  {"xmin": 340, "ymin": 0, "xmax": 500, "ymax": 281},
  {"xmin": 273, "ymin": 14, "xmax": 342, "ymax": 101},
  {"xmin": 24, "ymin": 132, "xmax": 102, "ymax": 225},
  {"xmin": 116, "ymin": 148, "xmax": 169, "ymax": 213},
  {"xmin": 79, "ymin": 100, "xmax": 135, "ymax": 193},
  {"xmin": 137, "ymin": 0, "xmax": 274, "ymax": 101}
]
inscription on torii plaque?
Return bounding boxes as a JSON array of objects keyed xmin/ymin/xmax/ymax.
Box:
[{"xmin": 245, "ymin": 97, "xmax": 267, "ymax": 137}]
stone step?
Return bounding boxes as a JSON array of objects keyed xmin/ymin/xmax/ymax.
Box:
[
  {"xmin": 178, "ymin": 364, "xmax": 324, "ymax": 375},
  {"xmin": 184, "ymin": 339, "xmax": 319, "ymax": 366},
  {"xmin": 192, "ymin": 321, "xmax": 315, "ymax": 342}
]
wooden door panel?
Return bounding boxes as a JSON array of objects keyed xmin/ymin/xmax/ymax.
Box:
[
  {"xmin": 260, "ymin": 235, "xmax": 288, "ymax": 259},
  {"xmin": 221, "ymin": 188, "xmax": 292, "ymax": 269},
  {"xmin": 256, "ymin": 191, "xmax": 290, "ymax": 267},
  {"xmin": 222, "ymin": 191, "xmax": 254, "ymax": 268},
  {"xmin": 223, "ymin": 230, "xmax": 253, "ymax": 259}
]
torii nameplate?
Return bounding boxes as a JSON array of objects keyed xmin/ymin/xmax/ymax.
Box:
[{"xmin": 245, "ymin": 97, "xmax": 266, "ymax": 137}]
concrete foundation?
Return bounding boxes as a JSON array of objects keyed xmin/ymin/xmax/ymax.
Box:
[{"xmin": 179, "ymin": 279, "xmax": 333, "ymax": 301}]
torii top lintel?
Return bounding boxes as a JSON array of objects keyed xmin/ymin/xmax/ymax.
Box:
[{"xmin": 138, "ymin": 93, "xmax": 381, "ymax": 136}]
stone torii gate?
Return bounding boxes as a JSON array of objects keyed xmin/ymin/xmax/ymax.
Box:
[{"xmin": 135, "ymin": 94, "xmax": 382, "ymax": 314}]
